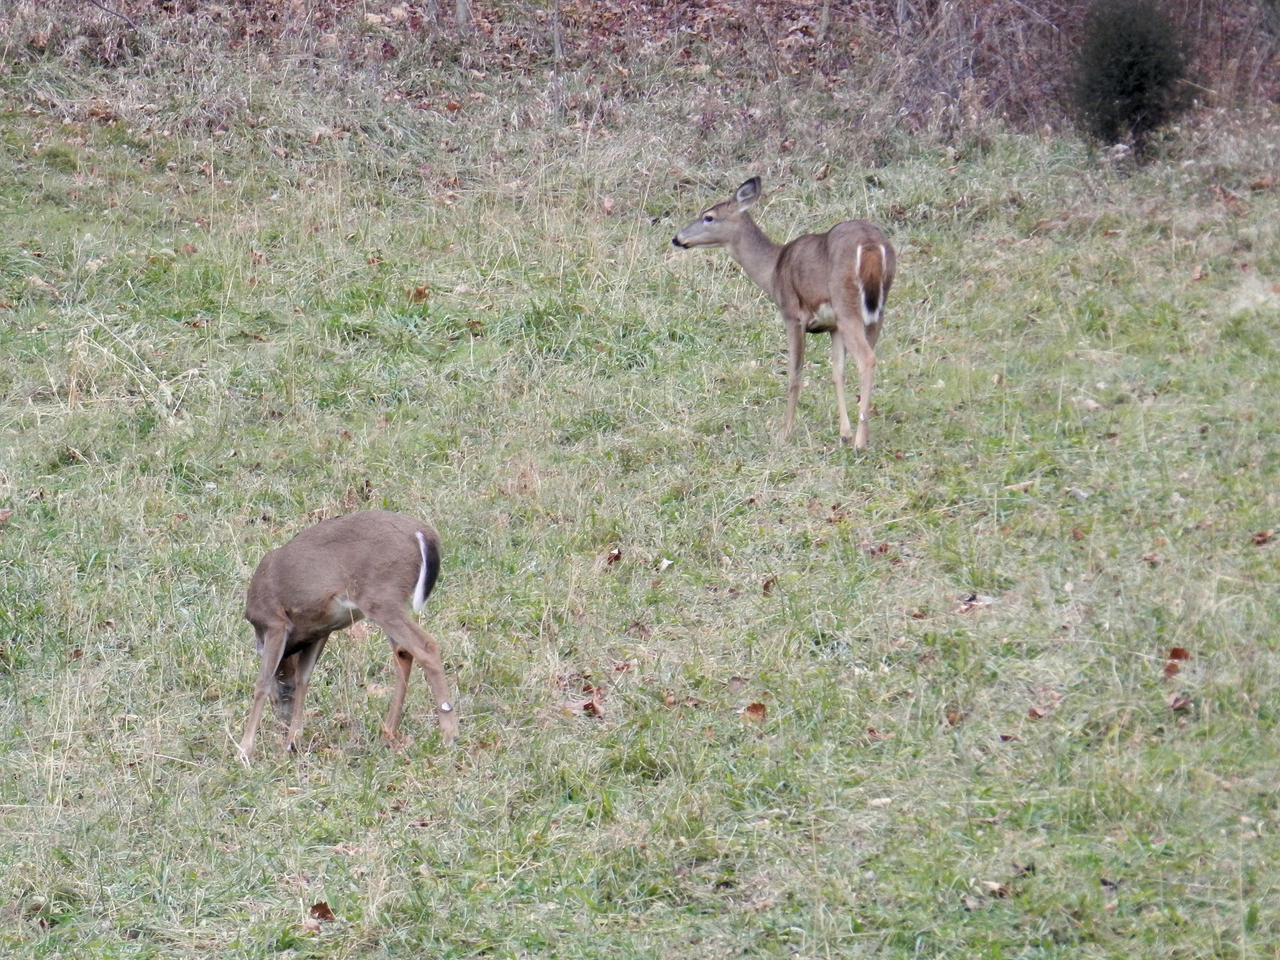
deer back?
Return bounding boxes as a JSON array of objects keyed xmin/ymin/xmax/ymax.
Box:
[{"xmin": 245, "ymin": 511, "xmax": 441, "ymax": 640}]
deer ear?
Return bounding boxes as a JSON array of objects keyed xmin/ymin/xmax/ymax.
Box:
[{"xmin": 735, "ymin": 177, "xmax": 762, "ymax": 209}]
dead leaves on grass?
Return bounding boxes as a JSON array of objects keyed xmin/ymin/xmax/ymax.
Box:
[
  {"xmin": 953, "ymin": 593, "xmax": 996, "ymax": 615},
  {"xmin": 554, "ymin": 668, "xmax": 774, "ymax": 730},
  {"xmin": 1162, "ymin": 646, "xmax": 1191, "ymax": 679},
  {"xmin": 1161, "ymin": 647, "xmax": 1195, "ymax": 713},
  {"xmin": 557, "ymin": 673, "xmax": 608, "ymax": 718}
]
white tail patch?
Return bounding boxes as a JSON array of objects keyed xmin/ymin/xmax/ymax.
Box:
[
  {"xmin": 859, "ymin": 243, "xmax": 889, "ymax": 328},
  {"xmin": 411, "ymin": 530, "xmax": 430, "ymax": 612}
]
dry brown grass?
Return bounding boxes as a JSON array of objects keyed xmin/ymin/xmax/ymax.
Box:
[{"xmin": 3, "ymin": 0, "xmax": 1275, "ymax": 140}]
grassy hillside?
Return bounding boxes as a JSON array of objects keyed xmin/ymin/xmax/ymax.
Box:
[{"xmin": 2, "ymin": 12, "xmax": 1280, "ymax": 958}]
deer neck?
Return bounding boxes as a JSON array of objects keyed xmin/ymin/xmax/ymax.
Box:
[{"xmin": 728, "ymin": 214, "xmax": 783, "ymax": 296}]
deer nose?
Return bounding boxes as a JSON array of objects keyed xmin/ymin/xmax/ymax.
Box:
[{"xmin": 672, "ymin": 236, "xmax": 687, "ymax": 248}]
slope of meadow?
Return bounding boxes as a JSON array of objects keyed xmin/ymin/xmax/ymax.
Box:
[{"xmin": 2, "ymin": 5, "xmax": 1279, "ymax": 958}]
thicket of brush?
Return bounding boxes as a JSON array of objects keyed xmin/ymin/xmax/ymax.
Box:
[{"xmin": 3, "ymin": 0, "xmax": 1277, "ymax": 145}]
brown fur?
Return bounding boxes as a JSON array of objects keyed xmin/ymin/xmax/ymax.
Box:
[
  {"xmin": 237, "ymin": 510, "xmax": 458, "ymax": 762},
  {"xmin": 673, "ymin": 177, "xmax": 896, "ymax": 449}
]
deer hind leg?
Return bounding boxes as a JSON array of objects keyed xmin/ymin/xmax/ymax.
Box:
[
  {"xmin": 834, "ymin": 283, "xmax": 877, "ymax": 451},
  {"xmin": 830, "ymin": 331, "xmax": 855, "ymax": 443},
  {"xmin": 781, "ymin": 314, "xmax": 805, "ymax": 441},
  {"xmin": 239, "ymin": 621, "xmax": 289, "ymax": 763},
  {"xmin": 370, "ymin": 609, "xmax": 459, "ymax": 744},
  {"xmin": 280, "ymin": 636, "xmax": 328, "ymax": 754},
  {"xmin": 382, "ymin": 645, "xmax": 415, "ymax": 748}
]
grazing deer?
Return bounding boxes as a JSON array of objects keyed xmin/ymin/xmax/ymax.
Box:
[
  {"xmin": 237, "ymin": 510, "xmax": 458, "ymax": 762},
  {"xmin": 672, "ymin": 177, "xmax": 896, "ymax": 450}
]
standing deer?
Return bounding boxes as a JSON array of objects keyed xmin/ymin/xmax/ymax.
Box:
[
  {"xmin": 672, "ymin": 177, "xmax": 896, "ymax": 450},
  {"xmin": 237, "ymin": 510, "xmax": 458, "ymax": 762}
]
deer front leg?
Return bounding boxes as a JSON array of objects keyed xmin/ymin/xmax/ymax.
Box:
[
  {"xmin": 781, "ymin": 313, "xmax": 805, "ymax": 441},
  {"xmin": 239, "ymin": 622, "xmax": 288, "ymax": 763},
  {"xmin": 281, "ymin": 637, "xmax": 328, "ymax": 754}
]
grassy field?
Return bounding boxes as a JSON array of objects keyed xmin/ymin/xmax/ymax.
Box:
[{"xmin": 2, "ymin": 17, "xmax": 1280, "ymax": 958}]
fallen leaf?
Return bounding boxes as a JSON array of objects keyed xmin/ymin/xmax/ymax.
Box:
[
  {"xmin": 178, "ymin": 242, "xmax": 197, "ymax": 255},
  {"xmin": 26, "ymin": 275, "xmax": 61, "ymax": 298},
  {"xmin": 761, "ymin": 575, "xmax": 777, "ymax": 595},
  {"xmin": 727, "ymin": 676, "xmax": 748, "ymax": 694},
  {"xmin": 1167, "ymin": 691, "xmax": 1193, "ymax": 712},
  {"xmin": 1211, "ymin": 183, "xmax": 1247, "ymax": 216},
  {"xmin": 743, "ymin": 702, "xmax": 767, "ymax": 723},
  {"xmin": 954, "ymin": 593, "xmax": 995, "ymax": 614},
  {"xmin": 0, "ymin": 508, "xmax": 12, "ymax": 525},
  {"xmin": 1028, "ymin": 706, "xmax": 1048, "ymax": 720},
  {"xmin": 604, "ymin": 546, "xmax": 622, "ymax": 566},
  {"xmin": 1003, "ymin": 479, "xmax": 1035, "ymax": 492},
  {"xmin": 309, "ymin": 901, "xmax": 336, "ymax": 922},
  {"xmin": 1252, "ymin": 529, "xmax": 1274, "ymax": 546},
  {"xmin": 866, "ymin": 726, "xmax": 894, "ymax": 740},
  {"xmin": 564, "ymin": 686, "xmax": 606, "ymax": 717},
  {"xmin": 1141, "ymin": 552, "xmax": 1162, "ymax": 567},
  {"xmin": 981, "ymin": 880, "xmax": 1010, "ymax": 898},
  {"xmin": 407, "ymin": 284, "xmax": 430, "ymax": 303}
]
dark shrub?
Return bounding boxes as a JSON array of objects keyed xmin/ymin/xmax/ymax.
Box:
[{"xmin": 1072, "ymin": 0, "xmax": 1189, "ymax": 150}]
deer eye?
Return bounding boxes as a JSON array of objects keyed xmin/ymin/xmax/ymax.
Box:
[{"xmin": 702, "ymin": 214, "xmax": 715, "ymax": 223}]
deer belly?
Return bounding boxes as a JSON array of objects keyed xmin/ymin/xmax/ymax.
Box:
[
  {"xmin": 805, "ymin": 304, "xmax": 837, "ymax": 334},
  {"xmin": 318, "ymin": 594, "xmax": 365, "ymax": 630}
]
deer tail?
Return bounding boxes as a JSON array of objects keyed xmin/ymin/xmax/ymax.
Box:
[
  {"xmin": 412, "ymin": 529, "xmax": 441, "ymax": 612},
  {"xmin": 856, "ymin": 243, "xmax": 887, "ymax": 326}
]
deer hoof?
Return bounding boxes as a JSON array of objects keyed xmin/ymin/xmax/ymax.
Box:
[
  {"xmin": 439, "ymin": 715, "xmax": 460, "ymax": 744},
  {"xmin": 380, "ymin": 726, "xmax": 410, "ymax": 750}
]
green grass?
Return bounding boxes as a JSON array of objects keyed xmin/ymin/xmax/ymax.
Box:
[{"xmin": 2, "ymin": 37, "xmax": 1280, "ymax": 960}]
